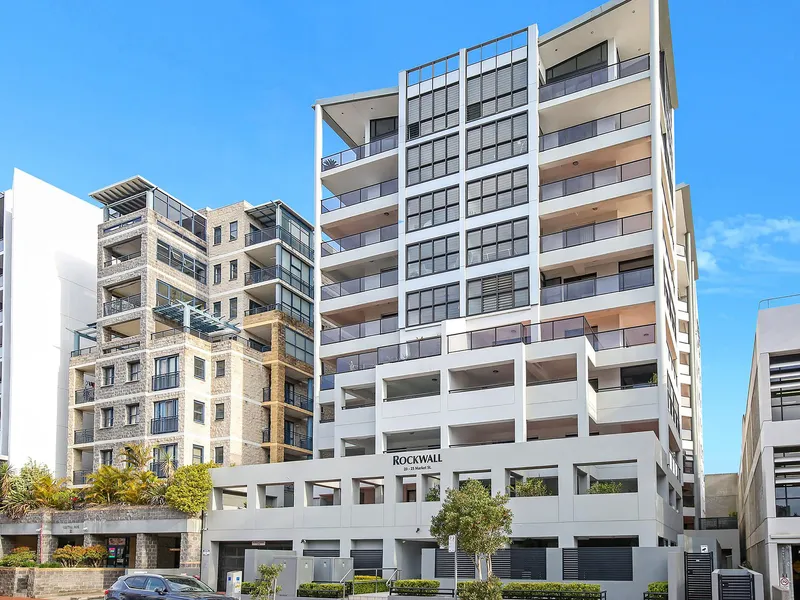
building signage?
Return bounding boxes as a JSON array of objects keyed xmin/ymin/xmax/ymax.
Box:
[{"xmin": 392, "ymin": 452, "xmax": 442, "ymax": 472}]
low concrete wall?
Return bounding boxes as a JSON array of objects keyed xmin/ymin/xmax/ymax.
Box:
[{"xmin": 0, "ymin": 567, "xmax": 125, "ymax": 598}]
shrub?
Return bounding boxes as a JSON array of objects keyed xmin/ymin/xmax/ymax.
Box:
[
  {"xmin": 648, "ymin": 582, "xmax": 668, "ymax": 593},
  {"xmin": 586, "ymin": 481, "xmax": 623, "ymax": 495},
  {"xmin": 52, "ymin": 545, "xmax": 85, "ymax": 567},
  {"xmin": 503, "ymin": 583, "xmax": 602, "ymax": 594},
  {"xmin": 392, "ymin": 579, "xmax": 441, "ymax": 596},
  {"xmin": 0, "ymin": 546, "xmax": 36, "ymax": 567},
  {"xmin": 165, "ymin": 463, "xmax": 214, "ymax": 515},
  {"xmin": 297, "ymin": 582, "xmax": 345, "ymax": 597},
  {"xmin": 352, "ymin": 576, "xmax": 388, "ymax": 594},
  {"xmin": 82, "ymin": 545, "xmax": 108, "ymax": 567},
  {"xmin": 36, "ymin": 561, "xmax": 63, "ymax": 568},
  {"xmin": 425, "ymin": 486, "xmax": 440, "ymax": 502},
  {"xmin": 458, "ymin": 577, "xmax": 503, "ymax": 600},
  {"xmin": 511, "ymin": 478, "xmax": 552, "ymax": 497}
]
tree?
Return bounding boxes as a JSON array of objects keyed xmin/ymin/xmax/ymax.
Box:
[
  {"xmin": 2, "ymin": 460, "xmax": 53, "ymax": 518},
  {"xmin": 429, "ymin": 479, "xmax": 512, "ymax": 581},
  {"xmin": 165, "ymin": 463, "xmax": 214, "ymax": 515},
  {"xmin": 249, "ymin": 563, "xmax": 285, "ymax": 600},
  {"xmin": 510, "ymin": 478, "xmax": 550, "ymax": 497},
  {"xmin": 85, "ymin": 465, "xmax": 127, "ymax": 504},
  {"xmin": 120, "ymin": 443, "xmax": 153, "ymax": 471}
]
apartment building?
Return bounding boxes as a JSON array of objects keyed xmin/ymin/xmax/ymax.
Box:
[
  {"xmin": 202, "ymin": 0, "xmax": 705, "ymax": 589},
  {"xmin": 66, "ymin": 176, "xmax": 314, "ymax": 484},
  {"xmin": 739, "ymin": 298, "xmax": 800, "ymax": 597},
  {"xmin": 1, "ymin": 169, "xmax": 100, "ymax": 475}
]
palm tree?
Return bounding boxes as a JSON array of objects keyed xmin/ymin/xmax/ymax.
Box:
[
  {"xmin": 85, "ymin": 465, "xmax": 126, "ymax": 504},
  {"xmin": 120, "ymin": 443, "xmax": 152, "ymax": 472}
]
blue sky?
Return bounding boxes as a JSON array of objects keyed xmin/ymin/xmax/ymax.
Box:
[{"xmin": 1, "ymin": 1, "xmax": 798, "ymax": 474}]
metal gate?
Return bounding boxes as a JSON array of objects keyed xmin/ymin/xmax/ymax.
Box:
[
  {"xmin": 718, "ymin": 573, "xmax": 755, "ymax": 600},
  {"xmin": 685, "ymin": 552, "xmax": 714, "ymax": 600}
]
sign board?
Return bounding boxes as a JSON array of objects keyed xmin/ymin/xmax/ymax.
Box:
[
  {"xmin": 448, "ymin": 535, "xmax": 457, "ymax": 553},
  {"xmin": 252, "ymin": 541, "xmax": 266, "ymax": 547},
  {"xmin": 780, "ymin": 577, "xmax": 790, "ymax": 589},
  {"xmin": 393, "ymin": 452, "xmax": 443, "ymax": 473},
  {"xmin": 202, "ymin": 550, "xmax": 211, "ymax": 556},
  {"xmin": 109, "ymin": 538, "xmax": 127, "ymax": 545},
  {"xmin": 700, "ymin": 545, "xmax": 709, "ymax": 553}
]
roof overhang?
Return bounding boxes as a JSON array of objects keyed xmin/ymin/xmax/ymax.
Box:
[
  {"xmin": 314, "ymin": 87, "xmax": 399, "ymax": 147},
  {"xmin": 677, "ymin": 183, "xmax": 697, "ymax": 280},
  {"xmin": 247, "ymin": 200, "xmax": 313, "ymax": 231},
  {"xmin": 89, "ymin": 175, "xmax": 156, "ymax": 206}
]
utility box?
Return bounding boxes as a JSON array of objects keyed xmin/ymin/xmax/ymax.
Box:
[
  {"xmin": 226, "ymin": 570, "xmax": 242, "ymax": 599},
  {"xmin": 244, "ymin": 550, "xmax": 314, "ymax": 597},
  {"xmin": 313, "ymin": 557, "xmax": 353, "ymax": 582}
]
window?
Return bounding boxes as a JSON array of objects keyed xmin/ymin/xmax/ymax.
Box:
[
  {"xmin": 466, "ymin": 112, "xmax": 528, "ymax": 169},
  {"xmin": 215, "ymin": 360, "xmax": 226, "ymax": 377},
  {"xmin": 466, "ymin": 167, "xmax": 528, "ymax": 217},
  {"xmin": 466, "ymin": 218, "xmax": 528, "ymax": 266},
  {"xmin": 229, "ymin": 221, "xmax": 238, "ymax": 241},
  {"xmin": 193, "ymin": 401, "xmax": 205, "ymax": 424},
  {"xmin": 126, "ymin": 403, "xmax": 139, "ymax": 425},
  {"xmin": 229, "ymin": 260, "xmax": 238, "ymax": 280},
  {"xmin": 229, "ymin": 297, "xmax": 238, "ymax": 319},
  {"xmin": 213, "ymin": 264, "xmax": 221, "ymax": 285},
  {"xmin": 406, "ymin": 186, "xmax": 459, "ymax": 232},
  {"xmin": 285, "ymin": 328, "xmax": 314, "ymax": 365},
  {"xmin": 467, "ymin": 269, "xmax": 529, "ymax": 315},
  {"xmin": 407, "ymin": 283, "xmax": 460, "ymax": 327},
  {"xmin": 776, "ymin": 484, "xmax": 800, "ymax": 517},
  {"xmin": 620, "ymin": 363, "xmax": 658, "ymax": 388},
  {"xmin": 102, "ymin": 365, "xmax": 115, "ymax": 386},
  {"xmin": 407, "ymin": 234, "xmax": 459, "ymax": 279},
  {"xmin": 100, "ymin": 449, "xmax": 113, "ymax": 466},
  {"xmin": 156, "ymin": 239, "xmax": 207, "ymax": 284},
  {"xmin": 156, "ymin": 280, "xmax": 205, "ymax": 309},
  {"xmin": 101, "ymin": 407, "xmax": 114, "ymax": 428},
  {"xmin": 407, "ymin": 83, "xmax": 459, "ymax": 140},
  {"xmin": 127, "ymin": 361, "xmax": 141, "ymax": 382},
  {"xmin": 546, "ymin": 41, "xmax": 608, "ymax": 84},
  {"xmin": 213, "ymin": 302, "xmax": 221, "ymax": 317},
  {"xmin": 215, "ymin": 403, "xmax": 225, "ymax": 420},
  {"xmin": 371, "ymin": 117, "xmax": 398, "ymax": 139},
  {"xmin": 466, "ymin": 60, "xmax": 527, "ymax": 122},
  {"xmin": 214, "ymin": 446, "xmax": 224, "ymax": 465},
  {"xmin": 213, "ymin": 226, "xmax": 222, "ymax": 245},
  {"xmin": 192, "ymin": 445, "xmax": 204, "ymax": 465},
  {"xmin": 194, "ymin": 357, "xmax": 206, "ymax": 380},
  {"xmin": 772, "ymin": 389, "xmax": 800, "ymax": 421},
  {"xmin": 155, "ymin": 355, "xmax": 178, "ymax": 375},
  {"xmin": 407, "ymin": 133, "xmax": 459, "ymax": 186}
]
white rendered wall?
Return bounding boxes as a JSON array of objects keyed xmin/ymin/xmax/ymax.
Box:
[{"xmin": 3, "ymin": 169, "xmax": 100, "ymax": 476}]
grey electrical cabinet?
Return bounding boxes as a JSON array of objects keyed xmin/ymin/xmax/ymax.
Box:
[
  {"xmin": 313, "ymin": 556, "xmax": 353, "ymax": 582},
  {"xmin": 243, "ymin": 551, "xmax": 314, "ymax": 597}
]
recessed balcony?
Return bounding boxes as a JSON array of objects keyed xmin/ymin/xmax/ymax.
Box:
[
  {"xmin": 321, "ymin": 224, "xmax": 398, "ymax": 270},
  {"xmin": 74, "ymin": 388, "xmax": 95, "ymax": 405},
  {"xmin": 244, "ymin": 265, "xmax": 313, "ymax": 299},
  {"xmin": 73, "ymin": 429, "xmax": 94, "ymax": 445},
  {"xmin": 321, "ymin": 179, "xmax": 399, "ymax": 231},
  {"xmin": 540, "ymin": 267, "xmax": 654, "ymax": 306},
  {"xmin": 103, "ymin": 293, "xmax": 142, "ymax": 317},
  {"xmin": 320, "ymin": 269, "xmax": 398, "ymax": 314},
  {"xmin": 321, "ymin": 133, "xmax": 398, "ymax": 172},
  {"xmin": 539, "ymin": 54, "xmax": 650, "ymax": 104},
  {"xmin": 244, "ymin": 225, "xmax": 313, "ymax": 261},
  {"xmin": 540, "ymin": 158, "xmax": 651, "ymax": 203},
  {"xmin": 151, "ymin": 416, "xmax": 179, "ymax": 435},
  {"xmin": 72, "ymin": 470, "xmax": 91, "ymax": 486}
]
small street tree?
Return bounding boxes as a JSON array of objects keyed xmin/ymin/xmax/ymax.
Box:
[
  {"xmin": 249, "ymin": 563, "xmax": 285, "ymax": 600},
  {"xmin": 429, "ymin": 479, "xmax": 512, "ymax": 581}
]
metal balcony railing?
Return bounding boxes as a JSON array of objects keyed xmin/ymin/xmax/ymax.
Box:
[
  {"xmin": 540, "ymin": 212, "xmax": 652, "ymax": 252},
  {"xmin": 285, "ymin": 431, "xmax": 313, "ymax": 450},
  {"xmin": 698, "ymin": 517, "xmax": 737, "ymax": 530},
  {"xmin": 321, "ymin": 269, "xmax": 398, "ymax": 301},
  {"xmin": 152, "ymin": 372, "xmax": 180, "ymax": 391},
  {"xmin": 539, "ymin": 54, "xmax": 650, "ymax": 102},
  {"xmin": 321, "ymin": 133, "xmax": 398, "ymax": 171},
  {"xmin": 540, "ymin": 105, "xmax": 650, "ymax": 151},
  {"xmin": 74, "ymin": 429, "xmax": 94, "ymax": 444},
  {"xmin": 331, "ymin": 337, "xmax": 441, "ymax": 374},
  {"xmin": 262, "ymin": 387, "xmax": 313, "ymax": 412},
  {"xmin": 540, "ymin": 158, "xmax": 651, "ymax": 202},
  {"xmin": 244, "ymin": 265, "xmax": 313, "ymax": 298},
  {"xmin": 103, "ymin": 293, "xmax": 142, "ymax": 316},
  {"xmin": 321, "ymin": 224, "xmax": 398, "ymax": 256},
  {"xmin": 70, "ymin": 346, "xmax": 97, "ymax": 358},
  {"xmin": 75, "ymin": 388, "xmax": 95, "ymax": 404},
  {"xmin": 244, "ymin": 225, "xmax": 313, "ymax": 260},
  {"xmin": 540, "ymin": 266, "xmax": 654, "ymax": 305},
  {"xmin": 243, "ymin": 302, "xmax": 313, "ymax": 327},
  {"xmin": 321, "ymin": 316, "xmax": 399, "ymax": 345},
  {"xmin": 321, "ymin": 179, "xmax": 398, "ymax": 213},
  {"xmin": 151, "ymin": 416, "xmax": 179, "ymax": 435},
  {"xmin": 590, "ymin": 324, "xmax": 656, "ymax": 351},
  {"xmin": 104, "ymin": 251, "xmax": 142, "ymax": 268},
  {"xmin": 72, "ymin": 470, "xmax": 91, "ymax": 485}
]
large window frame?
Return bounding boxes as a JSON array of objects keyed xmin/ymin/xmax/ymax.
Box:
[
  {"xmin": 156, "ymin": 240, "xmax": 207, "ymax": 284},
  {"xmin": 467, "ymin": 269, "xmax": 529, "ymax": 316},
  {"xmin": 406, "ymin": 133, "xmax": 459, "ymax": 186},
  {"xmin": 285, "ymin": 327, "xmax": 314, "ymax": 365},
  {"xmin": 466, "ymin": 112, "xmax": 528, "ymax": 169},
  {"xmin": 407, "ymin": 83, "xmax": 459, "ymax": 140},
  {"xmin": 546, "ymin": 42, "xmax": 608, "ymax": 84},
  {"xmin": 772, "ymin": 389, "xmax": 800, "ymax": 421},
  {"xmin": 466, "ymin": 60, "xmax": 528, "ymax": 122},
  {"xmin": 466, "ymin": 167, "xmax": 528, "ymax": 217},
  {"xmin": 406, "ymin": 234, "xmax": 459, "ymax": 279},
  {"xmin": 466, "ymin": 218, "xmax": 528, "ymax": 266},
  {"xmin": 406, "ymin": 186, "xmax": 459, "ymax": 233},
  {"xmin": 156, "ymin": 280, "xmax": 205, "ymax": 310},
  {"xmin": 407, "ymin": 283, "xmax": 460, "ymax": 327}
]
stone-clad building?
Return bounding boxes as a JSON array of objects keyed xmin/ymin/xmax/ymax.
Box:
[{"xmin": 67, "ymin": 175, "xmax": 314, "ymax": 489}]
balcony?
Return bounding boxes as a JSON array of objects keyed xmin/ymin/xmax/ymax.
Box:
[
  {"xmin": 321, "ymin": 179, "xmax": 398, "ymax": 214},
  {"xmin": 151, "ymin": 416, "xmax": 179, "ymax": 435},
  {"xmin": 540, "ymin": 212, "xmax": 652, "ymax": 253},
  {"xmin": 321, "ymin": 269, "xmax": 398, "ymax": 301},
  {"xmin": 684, "ymin": 458, "xmax": 694, "ymax": 474},
  {"xmin": 104, "ymin": 251, "xmax": 142, "ymax": 268},
  {"xmin": 152, "ymin": 372, "xmax": 180, "ymax": 391},
  {"xmin": 540, "ymin": 105, "xmax": 650, "ymax": 152},
  {"xmin": 263, "ymin": 387, "xmax": 313, "ymax": 412},
  {"xmin": 70, "ymin": 346, "xmax": 97, "ymax": 358},
  {"xmin": 75, "ymin": 388, "xmax": 95, "ymax": 404},
  {"xmin": 321, "ymin": 224, "xmax": 398, "ymax": 257},
  {"xmin": 321, "ymin": 133, "xmax": 398, "ymax": 172},
  {"xmin": 448, "ymin": 316, "xmax": 593, "ymax": 352},
  {"xmin": 244, "ymin": 225, "xmax": 313, "ymax": 260},
  {"xmin": 539, "ymin": 54, "xmax": 650, "ymax": 103},
  {"xmin": 540, "ymin": 266, "xmax": 654, "ymax": 305},
  {"xmin": 150, "ymin": 460, "xmax": 178, "ymax": 479},
  {"xmin": 331, "ymin": 337, "xmax": 442, "ymax": 374},
  {"xmin": 72, "ymin": 470, "xmax": 91, "ymax": 485},
  {"xmin": 540, "ymin": 158, "xmax": 651, "ymax": 202},
  {"xmin": 244, "ymin": 302, "xmax": 313, "ymax": 327},
  {"xmin": 590, "ymin": 324, "xmax": 656, "ymax": 350},
  {"xmin": 321, "ymin": 315, "xmax": 399, "ymax": 345},
  {"xmin": 103, "ymin": 293, "xmax": 142, "ymax": 317},
  {"xmin": 262, "ymin": 429, "xmax": 313, "ymax": 451},
  {"xmin": 699, "ymin": 517, "xmax": 738, "ymax": 530},
  {"xmin": 74, "ymin": 429, "xmax": 94, "ymax": 445},
  {"xmin": 244, "ymin": 265, "xmax": 313, "ymax": 298}
]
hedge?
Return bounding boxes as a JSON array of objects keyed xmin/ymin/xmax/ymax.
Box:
[
  {"xmin": 459, "ymin": 578, "xmax": 502, "ymax": 600},
  {"xmin": 502, "ymin": 583, "xmax": 602, "ymax": 593},
  {"xmin": 352, "ymin": 576, "xmax": 388, "ymax": 594},
  {"xmin": 647, "ymin": 582, "xmax": 668, "ymax": 593},
  {"xmin": 297, "ymin": 583, "xmax": 346, "ymax": 598},
  {"xmin": 392, "ymin": 579, "xmax": 442, "ymax": 596}
]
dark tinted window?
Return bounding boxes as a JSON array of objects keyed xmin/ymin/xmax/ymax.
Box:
[
  {"xmin": 125, "ymin": 576, "xmax": 147, "ymax": 590},
  {"xmin": 145, "ymin": 577, "xmax": 166, "ymax": 591},
  {"xmin": 165, "ymin": 576, "xmax": 214, "ymax": 592},
  {"xmin": 620, "ymin": 363, "xmax": 657, "ymax": 387},
  {"xmin": 546, "ymin": 42, "xmax": 608, "ymax": 83}
]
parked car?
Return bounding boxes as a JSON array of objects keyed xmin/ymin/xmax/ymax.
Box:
[{"xmin": 105, "ymin": 574, "xmax": 233, "ymax": 600}]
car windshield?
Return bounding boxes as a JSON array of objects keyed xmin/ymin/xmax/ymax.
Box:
[{"xmin": 164, "ymin": 576, "xmax": 213, "ymax": 592}]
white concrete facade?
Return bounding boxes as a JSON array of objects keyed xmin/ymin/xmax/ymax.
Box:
[{"xmin": 0, "ymin": 169, "xmax": 101, "ymax": 476}]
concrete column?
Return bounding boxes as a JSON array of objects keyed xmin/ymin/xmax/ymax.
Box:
[
  {"xmin": 270, "ymin": 357, "xmax": 286, "ymax": 463},
  {"xmin": 38, "ymin": 512, "xmax": 56, "ymax": 563},
  {"xmin": 0, "ymin": 535, "xmax": 15, "ymax": 557},
  {"xmin": 180, "ymin": 532, "xmax": 202, "ymax": 570},
  {"xmin": 135, "ymin": 533, "xmax": 159, "ymax": 569},
  {"xmin": 576, "ymin": 350, "xmax": 590, "ymax": 437}
]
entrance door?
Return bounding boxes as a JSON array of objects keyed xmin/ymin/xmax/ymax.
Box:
[{"xmin": 685, "ymin": 552, "xmax": 714, "ymax": 600}]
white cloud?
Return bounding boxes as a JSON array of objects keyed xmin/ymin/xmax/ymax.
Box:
[{"xmin": 696, "ymin": 249, "xmax": 719, "ymax": 274}]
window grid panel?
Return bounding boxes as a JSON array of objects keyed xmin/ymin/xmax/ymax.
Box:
[
  {"xmin": 466, "ymin": 218, "xmax": 528, "ymax": 266},
  {"xmin": 466, "ymin": 60, "xmax": 528, "ymax": 122},
  {"xmin": 407, "ymin": 83, "xmax": 460, "ymax": 141},
  {"xmin": 406, "ymin": 283, "xmax": 460, "ymax": 327},
  {"xmin": 406, "ymin": 186, "xmax": 460, "ymax": 233},
  {"xmin": 466, "ymin": 167, "xmax": 529, "ymax": 217},
  {"xmin": 467, "ymin": 269, "xmax": 529, "ymax": 316},
  {"xmin": 407, "ymin": 133, "xmax": 459, "ymax": 187},
  {"xmin": 466, "ymin": 112, "xmax": 528, "ymax": 170},
  {"xmin": 407, "ymin": 233, "xmax": 460, "ymax": 279}
]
